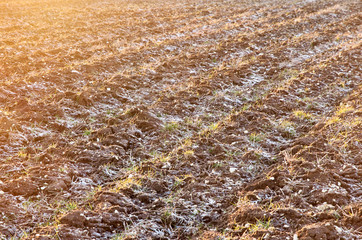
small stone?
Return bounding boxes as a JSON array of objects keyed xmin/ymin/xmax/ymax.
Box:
[{"xmin": 230, "ymin": 168, "xmax": 237, "ymax": 173}]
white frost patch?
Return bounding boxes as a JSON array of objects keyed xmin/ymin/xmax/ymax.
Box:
[
  {"xmin": 246, "ymin": 73, "xmax": 264, "ymax": 86},
  {"xmin": 316, "ymin": 202, "xmax": 335, "ymax": 211},
  {"xmin": 71, "ymin": 177, "xmax": 96, "ymax": 191}
]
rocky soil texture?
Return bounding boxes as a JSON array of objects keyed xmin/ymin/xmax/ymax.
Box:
[{"xmin": 0, "ymin": 0, "xmax": 361, "ymax": 239}]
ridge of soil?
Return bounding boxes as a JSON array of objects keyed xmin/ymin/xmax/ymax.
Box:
[{"xmin": 0, "ymin": 0, "xmax": 361, "ymax": 239}]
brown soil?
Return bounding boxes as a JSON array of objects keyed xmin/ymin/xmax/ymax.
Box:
[{"xmin": 0, "ymin": 0, "xmax": 361, "ymax": 239}]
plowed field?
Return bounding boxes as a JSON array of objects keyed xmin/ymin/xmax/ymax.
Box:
[{"xmin": 0, "ymin": 0, "xmax": 361, "ymax": 239}]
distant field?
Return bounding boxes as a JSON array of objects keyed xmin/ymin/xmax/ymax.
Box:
[{"xmin": 0, "ymin": 0, "xmax": 361, "ymax": 239}]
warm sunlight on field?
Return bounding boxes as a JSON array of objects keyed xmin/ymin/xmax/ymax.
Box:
[{"xmin": 0, "ymin": 0, "xmax": 361, "ymax": 239}]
